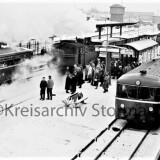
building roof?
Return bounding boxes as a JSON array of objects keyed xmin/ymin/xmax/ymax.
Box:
[{"xmin": 122, "ymin": 39, "xmax": 158, "ymax": 51}]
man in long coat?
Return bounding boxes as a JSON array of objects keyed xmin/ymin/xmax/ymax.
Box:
[
  {"xmin": 40, "ymin": 77, "xmax": 48, "ymax": 100},
  {"xmin": 70, "ymin": 72, "xmax": 77, "ymax": 94}
]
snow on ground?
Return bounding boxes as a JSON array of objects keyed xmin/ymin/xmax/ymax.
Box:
[{"xmin": 0, "ymin": 68, "xmax": 116, "ymax": 159}]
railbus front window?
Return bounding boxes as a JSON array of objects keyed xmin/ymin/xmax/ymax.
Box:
[
  {"xmin": 126, "ymin": 86, "xmax": 137, "ymax": 99},
  {"xmin": 155, "ymin": 88, "xmax": 160, "ymax": 102},
  {"xmin": 117, "ymin": 84, "xmax": 159, "ymax": 102},
  {"xmin": 117, "ymin": 84, "xmax": 137, "ymax": 99},
  {"xmin": 138, "ymin": 87, "xmax": 150, "ymax": 100}
]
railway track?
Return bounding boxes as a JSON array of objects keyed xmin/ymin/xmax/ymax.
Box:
[
  {"xmin": 0, "ymin": 94, "xmax": 38, "ymax": 114},
  {"xmin": 71, "ymin": 119, "xmax": 150, "ymax": 160}
]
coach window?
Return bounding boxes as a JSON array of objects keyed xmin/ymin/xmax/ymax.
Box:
[
  {"xmin": 155, "ymin": 88, "xmax": 160, "ymax": 102},
  {"xmin": 0, "ymin": 62, "xmax": 4, "ymax": 68}
]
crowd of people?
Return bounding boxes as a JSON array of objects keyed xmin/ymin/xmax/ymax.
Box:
[
  {"xmin": 65, "ymin": 58, "xmax": 110, "ymax": 94},
  {"xmin": 65, "ymin": 65, "xmax": 84, "ymax": 94},
  {"xmin": 39, "ymin": 58, "xmax": 141, "ymax": 100},
  {"xmin": 64, "ymin": 59, "xmax": 141, "ymax": 95},
  {"xmin": 111, "ymin": 60, "xmax": 140, "ymax": 79}
]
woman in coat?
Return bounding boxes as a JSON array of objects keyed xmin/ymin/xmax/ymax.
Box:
[
  {"xmin": 77, "ymin": 67, "xmax": 84, "ymax": 88},
  {"xmin": 102, "ymin": 72, "xmax": 110, "ymax": 93},
  {"xmin": 94, "ymin": 67, "xmax": 100, "ymax": 89},
  {"xmin": 65, "ymin": 73, "xmax": 71, "ymax": 93}
]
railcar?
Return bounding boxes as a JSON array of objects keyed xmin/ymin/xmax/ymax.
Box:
[
  {"xmin": 0, "ymin": 46, "xmax": 33, "ymax": 84},
  {"xmin": 156, "ymin": 33, "xmax": 160, "ymax": 45},
  {"xmin": 115, "ymin": 58, "xmax": 160, "ymax": 126}
]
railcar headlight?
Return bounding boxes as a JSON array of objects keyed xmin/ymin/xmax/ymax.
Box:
[
  {"xmin": 149, "ymin": 107, "xmax": 153, "ymax": 112},
  {"xmin": 120, "ymin": 104, "xmax": 125, "ymax": 108}
]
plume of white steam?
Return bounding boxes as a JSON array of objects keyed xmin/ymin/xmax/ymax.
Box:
[
  {"xmin": 0, "ymin": 52, "xmax": 65, "ymax": 101},
  {"xmin": 0, "ymin": 3, "xmax": 96, "ymax": 45},
  {"xmin": 0, "ymin": 3, "xmax": 96, "ymax": 100},
  {"xmin": 12, "ymin": 53, "xmax": 54, "ymax": 81}
]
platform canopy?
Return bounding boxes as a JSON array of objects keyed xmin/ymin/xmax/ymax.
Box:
[
  {"xmin": 96, "ymin": 22, "xmax": 137, "ymax": 39},
  {"xmin": 122, "ymin": 39, "xmax": 158, "ymax": 51}
]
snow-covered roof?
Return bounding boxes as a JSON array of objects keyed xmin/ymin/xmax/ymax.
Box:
[
  {"xmin": 110, "ymin": 4, "xmax": 125, "ymax": 8},
  {"xmin": 124, "ymin": 39, "xmax": 158, "ymax": 51}
]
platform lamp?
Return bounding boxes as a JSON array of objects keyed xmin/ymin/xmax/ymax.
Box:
[
  {"xmin": 30, "ymin": 38, "xmax": 36, "ymax": 54},
  {"xmin": 49, "ymin": 35, "xmax": 57, "ymax": 45}
]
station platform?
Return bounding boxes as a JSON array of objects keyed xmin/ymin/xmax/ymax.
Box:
[
  {"xmin": 0, "ymin": 69, "xmax": 160, "ymax": 160},
  {"xmin": 0, "ymin": 69, "xmax": 116, "ymax": 159}
]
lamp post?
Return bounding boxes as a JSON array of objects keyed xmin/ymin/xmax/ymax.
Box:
[
  {"xmin": 49, "ymin": 35, "xmax": 57, "ymax": 45},
  {"xmin": 105, "ymin": 17, "xmax": 111, "ymax": 85},
  {"xmin": 138, "ymin": 16, "xmax": 140, "ymax": 36},
  {"xmin": 30, "ymin": 38, "xmax": 36, "ymax": 54}
]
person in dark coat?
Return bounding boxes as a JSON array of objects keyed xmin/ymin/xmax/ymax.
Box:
[
  {"xmin": 77, "ymin": 67, "xmax": 84, "ymax": 88},
  {"xmin": 117, "ymin": 66, "xmax": 123, "ymax": 79},
  {"xmin": 113, "ymin": 64, "xmax": 118, "ymax": 79},
  {"xmin": 94, "ymin": 67, "xmax": 100, "ymax": 89},
  {"xmin": 103, "ymin": 72, "xmax": 110, "ymax": 93},
  {"xmin": 65, "ymin": 73, "xmax": 71, "ymax": 93},
  {"xmin": 91, "ymin": 67, "xmax": 95, "ymax": 86},
  {"xmin": 40, "ymin": 77, "xmax": 48, "ymax": 100},
  {"xmin": 99, "ymin": 68, "xmax": 105, "ymax": 86},
  {"xmin": 41, "ymin": 47, "xmax": 46, "ymax": 55},
  {"xmin": 70, "ymin": 72, "xmax": 77, "ymax": 94}
]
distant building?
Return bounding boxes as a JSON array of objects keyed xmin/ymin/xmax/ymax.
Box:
[
  {"xmin": 153, "ymin": 16, "xmax": 160, "ymax": 24},
  {"xmin": 124, "ymin": 11, "xmax": 154, "ymax": 22},
  {"xmin": 110, "ymin": 4, "xmax": 125, "ymax": 22}
]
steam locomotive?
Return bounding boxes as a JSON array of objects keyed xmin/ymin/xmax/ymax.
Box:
[
  {"xmin": 52, "ymin": 39, "xmax": 98, "ymax": 73},
  {"xmin": 115, "ymin": 58, "xmax": 160, "ymax": 126}
]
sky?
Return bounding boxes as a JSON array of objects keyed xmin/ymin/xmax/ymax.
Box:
[
  {"xmin": 0, "ymin": 0, "xmax": 160, "ymax": 13},
  {"xmin": 0, "ymin": 0, "xmax": 160, "ymax": 14},
  {"xmin": 0, "ymin": 0, "xmax": 160, "ymax": 43}
]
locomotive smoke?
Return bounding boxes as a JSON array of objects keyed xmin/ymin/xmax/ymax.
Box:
[
  {"xmin": 12, "ymin": 54, "xmax": 53, "ymax": 80},
  {"xmin": 0, "ymin": 3, "xmax": 96, "ymax": 44},
  {"xmin": 0, "ymin": 51, "xmax": 65, "ymax": 101},
  {"xmin": 0, "ymin": 3, "xmax": 95, "ymax": 100}
]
